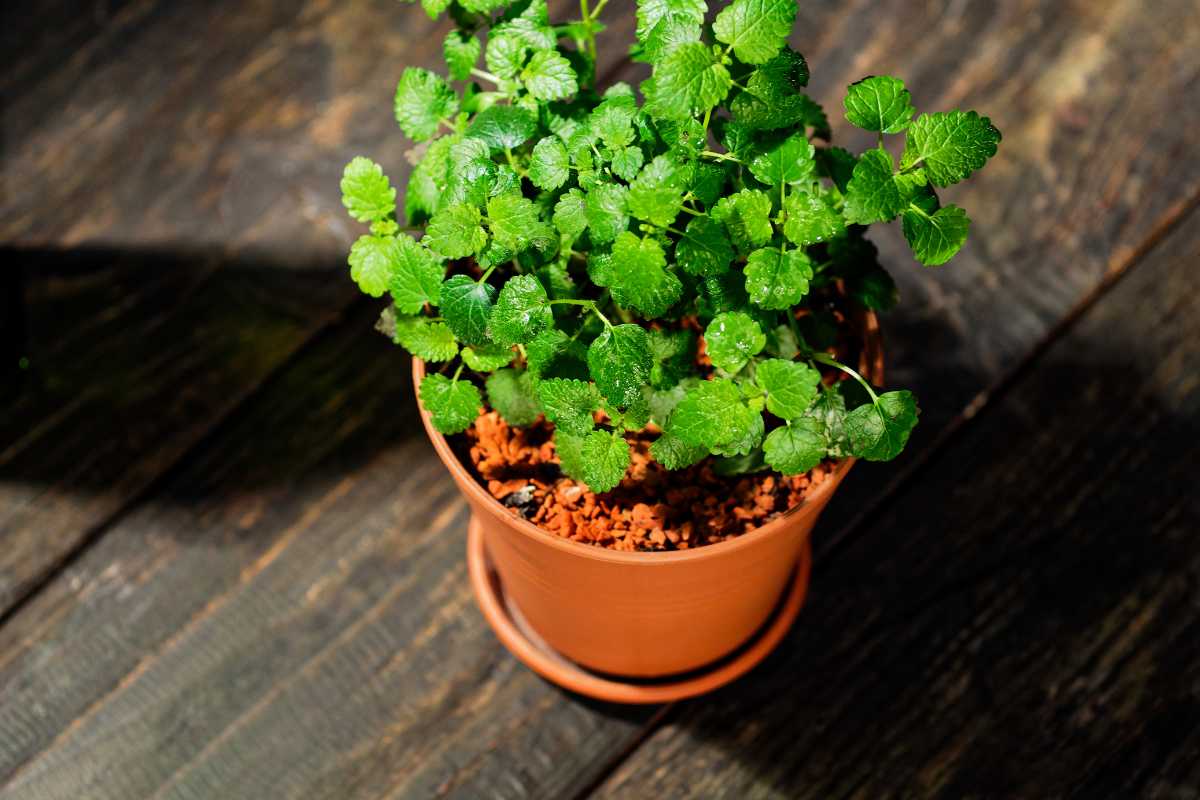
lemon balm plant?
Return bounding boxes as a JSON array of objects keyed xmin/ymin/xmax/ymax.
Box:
[{"xmin": 340, "ymin": 0, "xmax": 1000, "ymax": 494}]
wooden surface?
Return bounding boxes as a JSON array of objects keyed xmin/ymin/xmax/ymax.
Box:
[{"xmin": 1, "ymin": 0, "xmax": 1197, "ymax": 797}]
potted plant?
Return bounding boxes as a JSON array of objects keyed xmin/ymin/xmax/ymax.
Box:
[{"xmin": 338, "ymin": 0, "xmax": 999, "ymax": 700}]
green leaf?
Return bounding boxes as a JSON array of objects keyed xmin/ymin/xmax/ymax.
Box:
[
  {"xmin": 627, "ymin": 154, "xmax": 687, "ymax": 227},
  {"xmin": 702, "ymin": 270, "xmax": 750, "ymax": 315},
  {"xmin": 712, "ymin": 189, "xmax": 773, "ymax": 251},
  {"xmin": 406, "ymin": 135, "xmax": 455, "ymax": 223},
  {"xmin": 710, "ymin": 409, "xmax": 764, "ymax": 456},
  {"xmin": 816, "ymin": 146, "xmax": 857, "ymax": 193},
  {"xmin": 486, "ymin": 368, "xmax": 541, "ymax": 425},
  {"xmin": 675, "ymin": 216, "xmax": 735, "ymax": 276},
  {"xmin": 462, "ymin": 343, "xmax": 514, "ymax": 371},
  {"xmin": 704, "ymin": 311, "xmax": 766, "ymax": 373},
  {"xmin": 529, "ymin": 136, "xmax": 570, "ymax": 190},
  {"xmin": 553, "ymin": 188, "xmax": 588, "ymax": 238},
  {"xmin": 537, "ymin": 378, "xmax": 599, "ymax": 436},
  {"xmin": 424, "ymin": 203, "xmax": 487, "ymax": 259},
  {"xmin": 489, "ymin": 274, "xmax": 552, "ymax": 345},
  {"xmin": 666, "ymin": 377, "xmax": 754, "ymax": 447},
  {"xmin": 443, "ymin": 30, "xmax": 481, "ymax": 81},
  {"xmin": 647, "ymin": 42, "xmax": 732, "ymax": 119},
  {"xmin": 754, "ymin": 358, "xmax": 820, "ymax": 419},
  {"xmin": 650, "ymin": 431, "xmax": 708, "ymax": 469},
  {"xmin": 554, "ymin": 430, "xmax": 588, "ymax": 481},
  {"xmin": 580, "ymin": 428, "xmax": 631, "ymax": 492},
  {"xmin": 610, "ymin": 146, "xmax": 645, "ymax": 181},
  {"xmin": 391, "ymin": 314, "xmax": 459, "ymax": 362},
  {"xmin": 843, "ymin": 147, "xmax": 924, "ymax": 224},
  {"xmin": 843, "ymin": 76, "xmax": 915, "ymax": 134},
  {"xmin": 712, "ymin": 0, "xmax": 796, "ymax": 64},
  {"xmin": 747, "ymin": 134, "xmax": 815, "ymax": 186},
  {"xmin": 728, "ymin": 49, "xmax": 814, "ymax": 131},
  {"xmin": 592, "ymin": 97, "xmax": 638, "ymax": 149},
  {"xmin": 649, "ymin": 328, "xmax": 697, "ymax": 388},
  {"xmin": 522, "ymin": 50, "xmax": 578, "ymax": 101},
  {"xmin": 467, "ymin": 104, "xmax": 538, "ymax": 151},
  {"xmin": 527, "ymin": 328, "xmax": 590, "ymax": 381},
  {"xmin": 805, "ymin": 385, "xmax": 850, "ymax": 458},
  {"xmin": 609, "ymin": 232, "xmax": 682, "ymax": 318},
  {"xmin": 845, "ymin": 390, "xmax": 919, "ymax": 461},
  {"xmin": 486, "ymin": 31, "xmax": 528, "ymax": 79},
  {"xmin": 902, "ymin": 203, "xmax": 971, "ymax": 266},
  {"xmin": 763, "ymin": 418, "xmax": 825, "ymax": 474},
  {"xmin": 744, "ymin": 247, "xmax": 813, "ymax": 310},
  {"xmin": 486, "ymin": 194, "xmax": 550, "ymax": 253},
  {"xmin": 584, "ymin": 183, "xmax": 630, "ymax": 244},
  {"xmin": 688, "ymin": 162, "xmax": 727, "ymax": 208},
  {"xmin": 340, "ymin": 157, "xmax": 396, "ymax": 222},
  {"xmin": 638, "ymin": 14, "xmax": 703, "ymax": 63},
  {"xmin": 347, "ymin": 235, "xmax": 399, "ymax": 297},
  {"xmin": 588, "ymin": 323, "xmax": 652, "ymax": 407},
  {"xmin": 902, "ymin": 110, "xmax": 1001, "ymax": 187},
  {"xmin": 459, "ymin": 0, "xmax": 509, "ymax": 13},
  {"xmin": 387, "ymin": 234, "xmax": 443, "ymax": 313},
  {"xmin": 419, "ymin": 373, "xmax": 482, "ymax": 434},
  {"xmin": 421, "ymin": 0, "xmax": 452, "ymax": 18},
  {"xmin": 636, "ymin": 0, "xmax": 706, "ymax": 42},
  {"xmin": 394, "ymin": 68, "xmax": 458, "ymax": 142},
  {"xmin": 782, "ymin": 190, "xmax": 845, "ymax": 246},
  {"xmin": 440, "ymin": 275, "xmax": 496, "ymax": 345}
]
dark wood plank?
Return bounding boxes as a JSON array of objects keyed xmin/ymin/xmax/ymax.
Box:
[{"xmin": 591, "ymin": 206, "xmax": 1200, "ymax": 797}]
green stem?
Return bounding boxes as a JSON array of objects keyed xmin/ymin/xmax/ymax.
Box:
[
  {"xmin": 451, "ymin": 363, "xmax": 464, "ymax": 382},
  {"xmin": 470, "ymin": 67, "xmax": 503, "ymax": 85},
  {"xmin": 898, "ymin": 158, "xmax": 925, "ymax": 176},
  {"xmin": 701, "ymin": 150, "xmax": 741, "ymax": 164},
  {"xmin": 477, "ymin": 265, "xmax": 497, "ymax": 284},
  {"xmin": 549, "ymin": 297, "xmax": 614, "ymax": 328},
  {"xmin": 811, "ymin": 352, "xmax": 878, "ymax": 402},
  {"xmin": 678, "ymin": 205, "xmax": 703, "ymax": 216}
]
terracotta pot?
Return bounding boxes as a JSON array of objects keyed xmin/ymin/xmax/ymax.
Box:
[{"xmin": 413, "ymin": 312, "xmax": 883, "ymax": 679}]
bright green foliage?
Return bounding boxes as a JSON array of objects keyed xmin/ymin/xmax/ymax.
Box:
[
  {"xmin": 845, "ymin": 390, "xmax": 919, "ymax": 461},
  {"xmin": 843, "ymin": 76, "xmax": 914, "ymax": 133},
  {"xmin": 486, "ymin": 368, "xmax": 541, "ymax": 424},
  {"xmin": 902, "ymin": 111, "xmax": 1001, "ymax": 187},
  {"xmin": 394, "ymin": 68, "xmax": 457, "ymax": 141},
  {"xmin": 343, "ymin": 0, "xmax": 999, "ymax": 489},
  {"xmin": 341, "ymin": 157, "xmax": 396, "ymax": 222},
  {"xmin": 419, "ymin": 373, "xmax": 482, "ymax": 434},
  {"xmin": 704, "ymin": 311, "xmax": 766, "ymax": 373}
]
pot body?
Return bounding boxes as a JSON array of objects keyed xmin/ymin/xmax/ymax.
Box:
[{"xmin": 413, "ymin": 313, "xmax": 881, "ymax": 677}]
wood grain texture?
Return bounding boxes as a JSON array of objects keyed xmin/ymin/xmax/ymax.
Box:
[{"xmin": 592, "ymin": 209, "xmax": 1200, "ymax": 798}]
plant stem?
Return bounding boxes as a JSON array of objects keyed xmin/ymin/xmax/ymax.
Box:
[
  {"xmin": 701, "ymin": 150, "xmax": 741, "ymax": 164},
  {"xmin": 549, "ymin": 297, "xmax": 613, "ymax": 328},
  {"xmin": 451, "ymin": 363, "xmax": 464, "ymax": 382},
  {"xmin": 811, "ymin": 352, "xmax": 878, "ymax": 402},
  {"xmin": 470, "ymin": 68, "xmax": 503, "ymax": 85},
  {"xmin": 477, "ymin": 265, "xmax": 497, "ymax": 284}
]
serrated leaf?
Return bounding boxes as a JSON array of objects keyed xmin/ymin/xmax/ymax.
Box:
[
  {"xmin": 688, "ymin": 162, "xmax": 727, "ymax": 208},
  {"xmin": 592, "ymin": 100, "xmax": 637, "ymax": 149},
  {"xmin": 636, "ymin": 0, "xmax": 706, "ymax": 41},
  {"xmin": 527, "ymin": 328, "xmax": 590, "ymax": 381},
  {"xmin": 486, "ymin": 193, "xmax": 551, "ymax": 253},
  {"xmin": 348, "ymin": 235, "xmax": 399, "ymax": 297},
  {"xmin": 553, "ymin": 188, "xmax": 588, "ymax": 237},
  {"xmin": 462, "ymin": 343, "xmax": 514, "ymax": 371},
  {"xmin": 638, "ymin": 13, "xmax": 702, "ymax": 63},
  {"xmin": 445, "ymin": 137, "xmax": 499, "ymax": 207},
  {"xmin": 394, "ymin": 68, "xmax": 458, "ymax": 142},
  {"xmin": 521, "ymin": 50, "xmax": 578, "ymax": 101},
  {"xmin": 709, "ymin": 407, "xmax": 764, "ymax": 456},
  {"xmin": 902, "ymin": 110, "xmax": 1001, "ymax": 187},
  {"xmin": 744, "ymin": 247, "xmax": 813, "ymax": 309},
  {"xmin": 843, "ymin": 75, "xmax": 914, "ymax": 134},
  {"xmin": 902, "ymin": 203, "xmax": 970, "ymax": 266},
  {"xmin": 704, "ymin": 311, "xmax": 766, "ymax": 373},
  {"xmin": 467, "ymin": 104, "xmax": 538, "ymax": 151},
  {"xmin": 588, "ymin": 323, "xmax": 652, "ymax": 407},
  {"xmin": 782, "ymin": 190, "xmax": 845, "ymax": 246},
  {"xmin": 608, "ymin": 232, "xmax": 682, "ymax": 318},
  {"xmin": 843, "ymin": 147, "xmax": 924, "ymax": 224},
  {"xmin": 440, "ymin": 274, "xmax": 495, "ymax": 345},
  {"xmin": 845, "ymin": 390, "xmax": 919, "ymax": 461},
  {"xmin": 728, "ymin": 49, "xmax": 813, "ymax": 131},
  {"xmin": 647, "ymin": 42, "xmax": 731, "ymax": 120},
  {"xmin": 341, "ymin": 157, "xmax": 396, "ymax": 222},
  {"xmin": 712, "ymin": 188, "xmax": 773, "ymax": 251},
  {"xmin": 747, "ymin": 134, "xmax": 815, "ymax": 186},
  {"xmin": 702, "ymin": 270, "xmax": 750, "ymax": 315},
  {"xmin": 610, "ymin": 146, "xmax": 645, "ymax": 181},
  {"xmin": 537, "ymin": 378, "xmax": 599, "ymax": 436},
  {"xmin": 488, "ymin": 274, "xmax": 552, "ymax": 345},
  {"xmin": 804, "ymin": 385, "xmax": 850, "ymax": 458},
  {"xmin": 486, "ymin": 31, "xmax": 528, "ymax": 80},
  {"xmin": 421, "ymin": 0, "xmax": 452, "ymax": 18},
  {"xmin": 459, "ymin": 0, "xmax": 509, "ymax": 13},
  {"xmin": 667, "ymin": 378, "xmax": 754, "ymax": 447},
  {"xmin": 391, "ymin": 314, "xmax": 459, "ymax": 361},
  {"xmin": 650, "ymin": 431, "xmax": 708, "ymax": 469},
  {"xmin": 712, "ymin": 0, "xmax": 796, "ymax": 65},
  {"xmin": 627, "ymin": 154, "xmax": 687, "ymax": 227},
  {"xmin": 406, "ymin": 135, "xmax": 455, "ymax": 223},
  {"xmin": 675, "ymin": 216, "xmax": 735, "ymax": 277},
  {"xmin": 554, "ymin": 430, "xmax": 588, "ymax": 481},
  {"xmin": 754, "ymin": 358, "xmax": 820, "ymax": 419},
  {"xmin": 529, "ymin": 136, "xmax": 570, "ymax": 190},
  {"xmin": 763, "ymin": 417, "xmax": 825, "ymax": 474},
  {"xmin": 815, "ymin": 146, "xmax": 857, "ymax": 193},
  {"xmin": 419, "ymin": 373, "xmax": 482, "ymax": 434},
  {"xmin": 443, "ymin": 30, "xmax": 481, "ymax": 81},
  {"xmin": 580, "ymin": 428, "xmax": 631, "ymax": 492},
  {"xmin": 584, "ymin": 183, "xmax": 629, "ymax": 244},
  {"xmin": 649, "ymin": 328, "xmax": 697, "ymax": 388},
  {"xmin": 425, "ymin": 203, "xmax": 487, "ymax": 259},
  {"xmin": 486, "ymin": 368, "xmax": 541, "ymax": 425},
  {"xmin": 387, "ymin": 234, "xmax": 443, "ymax": 313}
]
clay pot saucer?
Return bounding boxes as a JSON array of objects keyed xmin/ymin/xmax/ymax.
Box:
[{"xmin": 466, "ymin": 517, "xmax": 812, "ymax": 704}]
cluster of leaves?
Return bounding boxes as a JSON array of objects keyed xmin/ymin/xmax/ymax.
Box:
[{"xmin": 340, "ymin": 0, "xmax": 1000, "ymax": 492}]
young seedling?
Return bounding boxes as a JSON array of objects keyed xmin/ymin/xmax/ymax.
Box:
[{"xmin": 340, "ymin": 0, "xmax": 1000, "ymax": 493}]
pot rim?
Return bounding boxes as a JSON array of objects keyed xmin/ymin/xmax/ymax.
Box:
[{"xmin": 413, "ymin": 310, "xmax": 884, "ymax": 565}]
